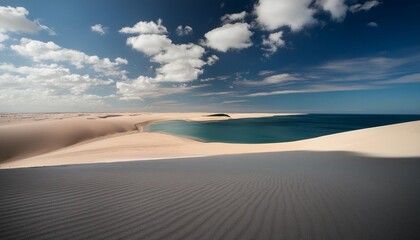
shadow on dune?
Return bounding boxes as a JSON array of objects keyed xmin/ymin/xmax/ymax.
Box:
[{"xmin": 0, "ymin": 151, "xmax": 419, "ymax": 240}]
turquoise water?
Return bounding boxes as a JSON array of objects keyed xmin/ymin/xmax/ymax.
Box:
[{"xmin": 148, "ymin": 114, "xmax": 420, "ymax": 143}]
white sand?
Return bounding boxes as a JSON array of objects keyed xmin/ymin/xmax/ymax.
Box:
[{"xmin": 1, "ymin": 112, "xmax": 419, "ymax": 169}]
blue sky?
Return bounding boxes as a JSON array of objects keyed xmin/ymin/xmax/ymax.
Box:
[{"xmin": 0, "ymin": 0, "xmax": 419, "ymax": 113}]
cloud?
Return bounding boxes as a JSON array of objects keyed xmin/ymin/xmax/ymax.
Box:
[
  {"xmin": 176, "ymin": 25, "xmax": 193, "ymax": 36},
  {"xmin": 318, "ymin": 56, "xmax": 408, "ymax": 74},
  {"xmin": 245, "ymin": 85, "xmax": 369, "ymax": 97},
  {"xmin": 126, "ymin": 34, "xmax": 172, "ymax": 56},
  {"xmin": 0, "ymin": 88, "xmax": 110, "ymax": 112},
  {"xmin": 200, "ymin": 75, "xmax": 229, "ymax": 82},
  {"xmin": 261, "ymin": 31, "xmax": 285, "ymax": 56},
  {"xmin": 116, "ymin": 76, "xmax": 156, "ymax": 100},
  {"xmin": 91, "ymin": 24, "xmax": 108, "ymax": 35},
  {"xmin": 222, "ymin": 99, "xmax": 248, "ymax": 104},
  {"xmin": 349, "ymin": 0, "xmax": 381, "ymax": 13},
  {"xmin": 316, "ymin": 0, "xmax": 348, "ymax": 21},
  {"xmin": 153, "ymin": 43, "xmax": 207, "ymax": 82},
  {"xmin": 254, "ymin": 0, "xmax": 316, "ymax": 31},
  {"xmin": 258, "ymin": 70, "xmax": 275, "ymax": 76},
  {"xmin": 379, "ymin": 73, "xmax": 420, "ymax": 84},
  {"xmin": 11, "ymin": 38, "xmax": 128, "ymax": 77},
  {"xmin": 0, "ymin": 6, "xmax": 55, "ymax": 48},
  {"xmin": 0, "ymin": 32, "xmax": 8, "ymax": 50},
  {"xmin": 0, "ymin": 63, "xmax": 113, "ymax": 95},
  {"xmin": 367, "ymin": 22, "xmax": 378, "ymax": 27},
  {"xmin": 119, "ymin": 19, "xmax": 215, "ymax": 99},
  {"xmin": 119, "ymin": 19, "xmax": 167, "ymax": 35},
  {"xmin": 117, "ymin": 78, "xmax": 209, "ymax": 100},
  {"xmin": 242, "ymin": 73, "xmax": 298, "ymax": 86},
  {"xmin": 0, "ymin": 6, "xmax": 54, "ymax": 34},
  {"xmin": 206, "ymin": 55, "xmax": 219, "ymax": 65},
  {"xmin": 203, "ymin": 22, "xmax": 253, "ymax": 52},
  {"xmin": 197, "ymin": 91, "xmax": 235, "ymax": 97},
  {"xmin": 310, "ymin": 53, "xmax": 420, "ymax": 84},
  {"xmin": 221, "ymin": 11, "xmax": 247, "ymax": 23}
]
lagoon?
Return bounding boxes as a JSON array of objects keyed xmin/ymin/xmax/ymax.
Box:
[{"xmin": 149, "ymin": 114, "xmax": 420, "ymax": 143}]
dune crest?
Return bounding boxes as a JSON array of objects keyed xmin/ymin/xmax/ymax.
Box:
[{"xmin": 0, "ymin": 112, "xmax": 419, "ymax": 169}]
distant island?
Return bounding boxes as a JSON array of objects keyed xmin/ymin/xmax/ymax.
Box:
[{"xmin": 206, "ymin": 113, "xmax": 231, "ymax": 117}]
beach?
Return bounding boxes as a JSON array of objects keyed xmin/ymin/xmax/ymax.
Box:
[{"xmin": 1, "ymin": 112, "xmax": 420, "ymax": 169}]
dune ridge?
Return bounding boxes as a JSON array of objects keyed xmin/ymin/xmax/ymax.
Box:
[
  {"xmin": 1, "ymin": 113, "xmax": 419, "ymax": 169},
  {"xmin": 0, "ymin": 113, "xmax": 289, "ymax": 164}
]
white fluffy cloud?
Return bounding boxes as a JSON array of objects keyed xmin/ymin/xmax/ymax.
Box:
[
  {"xmin": 204, "ymin": 22, "xmax": 253, "ymax": 52},
  {"xmin": 121, "ymin": 21, "xmax": 207, "ymax": 83},
  {"xmin": 118, "ymin": 19, "xmax": 215, "ymax": 99},
  {"xmin": 316, "ymin": 0, "xmax": 348, "ymax": 20},
  {"xmin": 0, "ymin": 62, "xmax": 114, "ymax": 111},
  {"xmin": 221, "ymin": 11, "xmax": 246, "ymax": 23},
  {"xmin": 350, "ymin": 0, "xmax": 381, "ymax": 13},
  {"xmin": 119, "ymin": 19, "xmax": 167, "ymax": 35},
  {"xmin": 126, "ymin": 34, "xmax": 172, "ymax": 56},
  {"xmin": 262, "ymin": 31, "xmax": 285, "ymax": 56},
  {"xmin": 116, "ymin": 76, "xmax": 156, "ymax": 100},
  {"xmin": 0, "ymin": 6, "xmax": 54, "ymax": 50},
  {"xmin": 176, "ymin": 25, "xmax": 193, "ymax": 36},
  {"xmin": 11, "ymin": 38, "xmax": 128, "ymax": 77},
  {"xmin": 153, "ymin": 43, "xmax": 207, "ymax": 82},
  {"xmin": 91, "ymin": 24, "xmax": 108, "ymax": 35},
  {"xmin": 254, "ymin": 0, "xmax": 316, "ymax": 31},
  {"xmin": 0, "ymin": 63, "xmax": 112, "ymax": 95},
  {"xmin": 0, "ymin": 6, "xmax": 53, "ymax": 34}
]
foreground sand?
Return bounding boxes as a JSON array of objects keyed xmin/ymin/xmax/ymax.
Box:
[
  {"xmin": 1, "ymin": 112, "xmax": 420, "ymax": 168},
  {"xmin": 1, "ymin": 152, "xmax": 419, "ymax": 239}
]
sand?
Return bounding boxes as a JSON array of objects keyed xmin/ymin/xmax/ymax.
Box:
[
  {"xmin": 1, "ymin": 112, "xmax": 419, "ymax": 169},
  {"xmin": 1, "ymin": 152, "xmax": 419, "ymax": 239},
  {"xmin": 1, "ymin": 114, "xmax": 419, "ymax": 239}
]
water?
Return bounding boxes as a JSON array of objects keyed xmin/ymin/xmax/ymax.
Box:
[{"xmin": 148, "ymin": 114, "xmax": 420, "ymax": 143}]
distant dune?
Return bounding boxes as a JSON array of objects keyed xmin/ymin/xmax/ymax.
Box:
[{"xmin": 1, "ymin": 152, "xmax": 419, "ymax": 239}]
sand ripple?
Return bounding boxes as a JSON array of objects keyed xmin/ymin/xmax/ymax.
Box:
[{"xmin": 0, "ymin": 152, "xmax": 419, "ymax": 239}]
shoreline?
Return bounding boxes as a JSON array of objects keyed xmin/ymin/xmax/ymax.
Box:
[{"xmin": 1, "ymin": 113, "xmax": 420, "ymax": 169}]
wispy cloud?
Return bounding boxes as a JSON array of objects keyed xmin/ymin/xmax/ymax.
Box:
[
  {"xmin": 200, "ymin": 75, "xmax": 229, "ymax": 82},
  {"xmin": 241, "ymin": 73, "xmax": 298, "ymax": 86},
  {"xmin": 239, "ymin": 53, "xmax": 420, "ymax": 98},
  {"xmin": 378, "ymin": 73, "xmax": 420, "ymax": 84},
  {"xmin": 222, "ymin": 99, "xmax": 248, "ymax": 104},
  {"xmin": 258, "ymin": 70, "xmax": 275, "ymax": 76},
  {"xmin": 196, "ymin": 91, "xmax": 234, "ymax": 97},
  {"xmin": 367, "ymin": 22, "xmax": 378, "ymax": 27},
  {"xmin": 244, "ymin": 85, "xmax": 372, "ymax": 97},
  {"xmin": 349, "ymin": 0, "xmax": 381, "ymax": 13},
  {"xmin": 117, "ymin": 81, "xmax": 210, "ymax": 100}
]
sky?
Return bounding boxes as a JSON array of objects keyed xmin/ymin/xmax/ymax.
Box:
[{"xmin": 0, "ymin": 0, "xmax": 420, "ymax": 114}]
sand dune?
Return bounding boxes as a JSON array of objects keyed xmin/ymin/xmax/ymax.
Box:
[
  {"xmin": 1, "ymin": 152, "xmax": 419, "ymax": 239},
  {"xmin": 1, "ymin": 113, "xmax": 419, "ymax": 169},
  {"xmin": 0, "ymin": 112, "xmax": 295, "ymax": 166}
]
